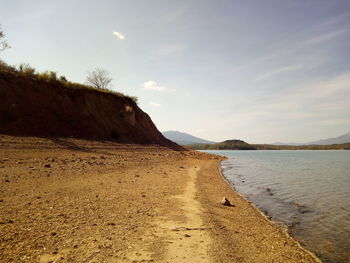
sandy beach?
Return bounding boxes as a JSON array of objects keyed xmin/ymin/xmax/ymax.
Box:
[{"xmin": 0, "ymin": 135, "xmax": 321, "ymax": 263}]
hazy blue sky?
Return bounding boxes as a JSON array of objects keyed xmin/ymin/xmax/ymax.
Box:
[{"xmin": 1, "ymin": 0, "xmax": 350, "ymax": 143}]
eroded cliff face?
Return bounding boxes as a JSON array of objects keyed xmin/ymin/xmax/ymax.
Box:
[{"xmin": 0, "ymin": 72, "xmax": 182, "ymax": 149}]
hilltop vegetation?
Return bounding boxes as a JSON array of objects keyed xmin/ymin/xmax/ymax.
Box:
[
  {"xmin": 0, "ymin": 60, "xmax": 137, "ymax": 103},
  {"xmin": 189, "ymin": 139, "xmax": 256, "ymax": 150},
  {"xmin": 188, "ymin": 140, "xmax": 350, "ymax": 150}
]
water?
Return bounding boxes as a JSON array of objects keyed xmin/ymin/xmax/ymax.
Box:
[{"xmin": 203, "ymin": 150, "xmax": 350, "ymax": 263}]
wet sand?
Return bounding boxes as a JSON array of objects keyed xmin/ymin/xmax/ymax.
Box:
[{"xmin": 0, "ymin": 135, "xmax": 321, "ymax": 262}]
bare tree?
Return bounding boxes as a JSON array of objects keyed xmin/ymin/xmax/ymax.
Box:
[
  {"xmin": 86, "ymin": 68, "xmax": 113, "ymax": 90},
  {"xmin": 0, "ymin": 25, "xmax": 10, "ymax": 51}
]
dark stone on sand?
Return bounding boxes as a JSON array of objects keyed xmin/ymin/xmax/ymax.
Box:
[
  {"xmin": 221, "ymin": 197, "xmax": 234, "ymax": 207},
  {"xmin": 266, "ymin": 187, "xmax": 273, "ymax": 195}
]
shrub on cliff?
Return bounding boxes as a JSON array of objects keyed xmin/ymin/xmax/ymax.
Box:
[
  {"xmin": 86, "ymin": 68, "xmax": 113, "ymax": 90},
  {"xmin": 0, "ymin": 60, "xmax": 15, "ymax": 73},
  {"xmin": 37, "ymin": 71, "xmax": 58, "ymax": 82},
  {"xmin": 18, "ymin": 63, "xmax": 36, "ymax": 76},
  {"xmin": 0, "ymin": 25, "xmax": 10, "ymax": 51}
]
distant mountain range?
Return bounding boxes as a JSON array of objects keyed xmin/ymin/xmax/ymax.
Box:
[
  {"xmin": 274, "ymin": 131, "xmax": 350, "ymax": 146},
  {"xmin": 162, "ymin": 131, "xmax": 217, "ymax": 145},
  {"xmin": 163, "ymin": 130, "xmax": 350, "ymax": 147}
]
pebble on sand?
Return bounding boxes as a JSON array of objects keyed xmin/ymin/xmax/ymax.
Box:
[{"xmin": 221, "ymin": 197, "xmax": 234, "ymax": 207}]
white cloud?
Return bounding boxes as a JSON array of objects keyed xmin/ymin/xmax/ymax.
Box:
[
  {"xmin": 257, "ymin": 65, "xmax": 303, "ymax": 81},
  {"xmin": 307, "ymin": 119, "xmax": 350, "ymax": 126},
  {"xmin": 143, "ymin": 81, "xmax": 166, "ymax": 91},
  {"xmin": 304, "ymin": 28, "xmax": 349, "ymax": 45},
  {"xmin": 252, "ymin": 70, "xmax": 350, "ymax": 124},
  {"xmin": 149, "ymin": 102, "xmax": 162, "ymax": 107},
  {"xmin": 112, "ymin": 31, "xmax": 125, "ymax": 40},
  {"xmin": 318, "ymin": 11, "xmax": 350, "ymax": 27},
  {"xmin": 294, "ymin": 69, "xmax": 350, "ymax": 99}
]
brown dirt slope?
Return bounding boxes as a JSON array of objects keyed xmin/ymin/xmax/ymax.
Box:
[{"xmin": 0, "ymin": 72, "xmax": 181, "ymax": 149}]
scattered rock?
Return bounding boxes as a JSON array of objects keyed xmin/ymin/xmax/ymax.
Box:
[
  {"xmin": 44, "ymin": 164, "xmax": 51, "ymax": 168},
  {"xmin": 171, "ymin": 226, "xmax": 206, "ymax": 231},
  {"xmin": 184, "ymin": 234, "xmax": 191, "ymax": 238},
  {"xmin": 171, "ymin": 227, "xmax": 189, "ymax": 231},
  {"xmin": 0, "ymin": 219, "xmax": 14, "ymax": 224},
  {"xmin": 221, "ymin": 197, "xmax": 234, "ymax": 207},
  {"xmin": 266, "ymin": 187, "xmax": 273, "ymax": 196},
  {"xmin": 294, "ymin": 202, "xmax": 312, "ymax": 214}
]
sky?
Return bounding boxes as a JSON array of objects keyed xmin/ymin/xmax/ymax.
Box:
[{"xmin": 1, "ymin": 0, "xmax": 350, "ymax": 143}]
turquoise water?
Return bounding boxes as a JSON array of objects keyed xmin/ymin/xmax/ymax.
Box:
[{"xmin": 203, "ymin": 150, "xmax": 350, "ymax": 263}]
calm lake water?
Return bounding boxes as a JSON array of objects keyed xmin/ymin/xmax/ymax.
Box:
[{"xmin": 203, "ymin": 150, "xmax": 350, "ymax": 263}]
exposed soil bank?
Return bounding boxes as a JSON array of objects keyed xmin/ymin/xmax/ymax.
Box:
[
  {"xmin": 0, "ymin": 72, "xmax": 180, "ymax": 150},
  {"xmin": 0, "ymin": 135, "xmax": 321, "ymax": 262}
]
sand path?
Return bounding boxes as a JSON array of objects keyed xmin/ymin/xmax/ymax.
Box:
[{"xmin": 157, "ymin": 166, "xmax": 211, "ymax": 262}]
